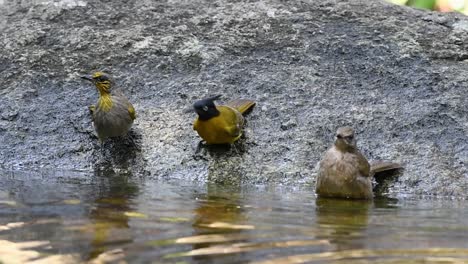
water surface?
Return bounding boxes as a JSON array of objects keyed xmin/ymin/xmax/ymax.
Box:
[{"xmin": 0, "ymin": 169, "xmax": 467, "ymax": 263}]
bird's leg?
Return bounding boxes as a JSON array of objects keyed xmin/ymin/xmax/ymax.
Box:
[
  {"xmin": 89, "ymin": 105, "xmax": 96, "ymax": 122},
  {"xmin": 231, "ymin": 143, "xmax": 242, "ymax": 155},
  {"xmin": 99, "ymin": 139, "xmax": 106, "ymax": 161},
  {"xmin": 195, "ymin": 140, "xmax": 205, "ymax": 154},
  {"xmin": 126, "ymin": 134, "xmax": 139, "ymax": 150},
  {"xmin": 193, "ymin": 141, "xmax": 210, "ymax": 161},
  {"xmin": 232, "ymin": 139, "xmax": 247, "ymax": 156}
]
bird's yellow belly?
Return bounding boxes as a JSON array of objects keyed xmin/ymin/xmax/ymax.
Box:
[{"xmin": 194, "ymin": 117, "xmax": 240, "ymax": 144}]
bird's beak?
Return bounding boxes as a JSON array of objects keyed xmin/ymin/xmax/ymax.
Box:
[{"xmin": 80, "ymin": 76, "xmax": 93, "ymax": 81}]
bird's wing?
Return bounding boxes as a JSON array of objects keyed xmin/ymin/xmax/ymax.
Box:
[
  {"xmin": 113, "ymin": 89, "xmax": 136, "ymax": 120},
  {"xmin": 128, "ymin": 104, "xmax": 136, "ymax": 120},
  {"xmin": 226, "ymin": 122, "xmax": 241, "ymax": 137},
  {"xmin": 223, "ymin": 106, "xmax": 243, "ymax": 137},
  {"xmin": 356, "ymin": 151, "xmax": 371, "ymax": 177}
]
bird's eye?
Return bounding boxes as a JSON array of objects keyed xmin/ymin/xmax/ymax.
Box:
[
  {"xmin": 202, "ymin": 106, "xmax": 209, "ymax": 111},
  {"xmin": 336, "ymin": 135, "xmax": 342, "ymax": 139},
  {"xmin": 94, "ymin": 76, "xmax": 108, "ymax": 82}
]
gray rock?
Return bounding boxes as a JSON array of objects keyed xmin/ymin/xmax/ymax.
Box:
[{"xmin": 0, "ymin": 0, "xmax": 467, "ymax": 197}]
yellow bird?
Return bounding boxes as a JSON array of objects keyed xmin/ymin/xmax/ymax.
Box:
[
  {"xmin": 193, "ymin": 95, "xmax": 255, "ymax": 145},
  {"xmin": 81, "ymin": 72, "xmax": 136, "ymax": 141}
]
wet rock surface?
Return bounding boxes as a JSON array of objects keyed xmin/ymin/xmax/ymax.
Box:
[{"xmin": 0, "ymin": 0, "xmax": 467, "ymax": 197}]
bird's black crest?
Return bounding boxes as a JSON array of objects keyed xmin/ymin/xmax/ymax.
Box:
[{"xmin": 194, "ymin": 95, "xmax": 222, "ymax": 121}]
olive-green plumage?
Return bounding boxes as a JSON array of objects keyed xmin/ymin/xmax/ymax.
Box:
[
  {"xmin": 82, "ymin": 72, "xmax": 135, "ymax": 141},
  {"xmin": 193, "ymin": 95, "xmax": 255, "ymax": 145}
]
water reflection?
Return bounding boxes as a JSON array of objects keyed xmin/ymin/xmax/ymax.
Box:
[
  {"xmin": 195, "ymin": 149, "xmax": 247, "ymax": 236},
  {"xmin": 315, "ymin": 198, "xmax": 371, "ymax": 250},
  {"xmin": 190, "ymin": 183, "xmax": 248, "ymax": 263},
  {"xmin": 192, "ymin": 184, "xmax": 245, "ymax": 232},
  {"xmin": 0, "ymin": 144, "xmax": 145, "ymax": 262},
  {"xmin": 2, "ymin": 172, "xmax": 468, "ymax": 263},
  {"xmin": 86, "ymin": 129, "xmax": 143, "ymax": 259},
  {"xmin": 87, "ymin": 168, "xmax": 140, "ymax": 260}
]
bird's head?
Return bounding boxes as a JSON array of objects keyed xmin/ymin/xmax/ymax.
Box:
[
  {"xmin": 193, "ymin": 95, "xmax": 222, "ymax": 120},
  {"xmin": 334, "ymin": 126, "xmax": 357, "ymax": 150},
  {"xmin": 81, "ymin": 72, "xmax": 113, "ymax": 94}
]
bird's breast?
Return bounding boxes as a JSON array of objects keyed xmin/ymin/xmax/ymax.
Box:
[
  {"xmin": 194, "ymin": 107, "xmax": 241, "ymax": 144},
  {"xmin": 97, "ymin": 94, "xmax": 113, "ymax": 112}
]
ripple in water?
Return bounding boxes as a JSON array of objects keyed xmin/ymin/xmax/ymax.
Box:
[{"xmin": 0, "ymin": 169, "xmax": 467, "ymax": 263}]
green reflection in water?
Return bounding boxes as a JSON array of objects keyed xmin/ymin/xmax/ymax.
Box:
[
  {"xmin": 1, "ymin": 169, "xmax": 468, "ymax": 263},
  {"xmin": 189, "ymin": 181, "xmax": 247, "ymax": 263},
  {"xmin": 86, "ymin": 168, "xmax": 140, "ymax": 260}
]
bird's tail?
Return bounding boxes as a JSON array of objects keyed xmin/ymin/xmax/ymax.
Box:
[
  {"xmin": 370, "ymin": 161, "xmax": 403, "ymax": 182},
  {"xmin": 226, "ymin": 99, "xmax": 256, "ymax": 115},
  {"xmin": 370, "ymin": 161, "xmax": 402, "ymax": 175}
]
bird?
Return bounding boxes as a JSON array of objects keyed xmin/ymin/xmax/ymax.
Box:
[
  {"xmin": 193, "ymin": 95, "xmax": 255, "ymax": 145},
  {"xmin": 315, "ymin": 126, "xmax": 402, "ymax": 199},
  {"xmin": 81, "ymin": 72, "xmax": 136, "ymax": 141}
]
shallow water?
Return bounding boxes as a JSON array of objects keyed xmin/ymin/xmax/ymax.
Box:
[{"xmin": 0, "ymin": 169, "xmax": 467, "ymax": 263}]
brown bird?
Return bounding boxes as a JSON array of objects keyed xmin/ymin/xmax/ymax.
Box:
[{"xmin": 315, "ymin": 126, "xmax": 401, "ymax": 199}]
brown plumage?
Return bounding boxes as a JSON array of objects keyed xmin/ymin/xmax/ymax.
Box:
[{"xmin": 315, "ymin": 127, "xmax": 402, "ymax": 199}]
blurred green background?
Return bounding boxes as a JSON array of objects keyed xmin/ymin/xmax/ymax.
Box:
[{"xmin": 389, "ymin": 0, "xmax": 468, "ymax": 14}]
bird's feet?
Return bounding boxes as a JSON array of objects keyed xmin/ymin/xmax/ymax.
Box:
[
  {"xmin": 195, "ymin": 140, "xmax": 206, "ymax": 154},
  {"xmin": 89, "ymin": 105, "xmax": 95, "ymax": 115}
]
